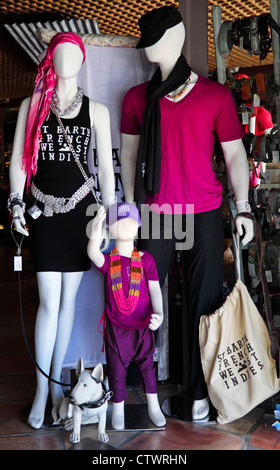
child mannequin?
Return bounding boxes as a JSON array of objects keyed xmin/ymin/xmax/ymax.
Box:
[{"xmin": 88, "ymin": 203, "xmax": 166, "ymax": 429}]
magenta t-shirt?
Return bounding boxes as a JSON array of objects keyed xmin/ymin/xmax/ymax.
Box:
[
  {"xmin": 253, "ymin": 106, "xmax": 274, "ymax": 135},
  {"xmin": 95, "ymin": 251, "xmax": 159, "ymax": 329},
  {"xmin": 121, "ymin": 74, "xmax": 244, "ymax": 214}
]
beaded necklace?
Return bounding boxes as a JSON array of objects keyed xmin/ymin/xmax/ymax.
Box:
[
  {"xmin": 166, "ymin": 78, "xmax": 191, "ymax": 100},
  {"xmin": 109, "ymin": 247, "xmax": 143, "ymax": 315}
]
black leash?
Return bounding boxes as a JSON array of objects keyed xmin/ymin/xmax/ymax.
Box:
[{"xmin": 10, "ymin": 221, "xmax": 72, "ymax": 387}]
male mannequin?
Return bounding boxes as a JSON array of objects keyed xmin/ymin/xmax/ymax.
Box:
[
  {"xmin": 120, "ymin": 7, "xmax": 254, "ymax": 421},
  {"xmin": 9, "ymin": 33, "xmax": 115, "ymax": 429}
]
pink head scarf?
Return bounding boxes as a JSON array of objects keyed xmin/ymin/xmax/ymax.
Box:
[{"xmin": 22, "ymin": 32, "xmax": 86, "ymax": 191}]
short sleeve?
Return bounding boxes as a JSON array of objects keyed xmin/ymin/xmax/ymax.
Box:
[
  {"xmin": 143, "ymin": 251, "xmax": 159, "ymax": 281},
  {"xmin": 255, "ymin": 107, "xmax": 274, "ymax": 132},
  {"xmin": 94, "ymin": 253, "xmax": 109, "ymax": 276},
  {"xmin": 120, "ymin": 88, "xmax": 142, "ymax": 135},
  {"xmin": 214, "ymin": 87, "xmax": 244, "ymax": 143}
]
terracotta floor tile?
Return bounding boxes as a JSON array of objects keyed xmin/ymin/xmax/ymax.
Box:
[
  {"xmin": 0, "ymin": 432, "xmax": 63, "ymax": 450},
  {"xmin": 249, "ymin": 423, "xmax": 280, "ymax": 450},
  {"xmin": 61, "ymin": 426, "xmax": 140, "ymax": 450},
  {"xmin": 0, "ymin": 401, "xmax": 39, "ymax": 436},
  {"xmin": 121, "ymin": 418, "xmax": 244, "ymax": 450}
]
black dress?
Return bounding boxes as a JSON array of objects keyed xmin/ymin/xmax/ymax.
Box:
[{"xmin": 27, "ymin": 95, "xmax": 96, "ymax": 272}]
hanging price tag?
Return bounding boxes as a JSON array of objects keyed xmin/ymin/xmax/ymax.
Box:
[
  {"xmin": 27, "ymin": 204, "xmax": 42, "ymax": 219},
  {"xmin": 253, "ymin": 94, "xmax": 260, "ymax": 107},
  {"xmin": 242, "ymin": 112, "xmax": 249, "ymax": 125},
  {"xmin": 14, "ymin": 256, "xmax": 22, "ymax": 272}
]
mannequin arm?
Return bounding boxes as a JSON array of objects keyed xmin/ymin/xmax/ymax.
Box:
[
  {"xmin": 120, "ymin": 133, "xmax": 140, "ymax": 203},
  {"xmin": 9, "ymin": 97, "xmax": 30, "ymax": 197},
  {"xmin": 221, "ymin": 138, "xmax": 254, "ymax": 245},
  {"xmin": 91, "ymin": 101, "xmax": 115, "ymax": 209},
  {"xmin": 9, "ymin": 97, "xmax": 31, "ymax": 236},
  {"xmin": 148, "ymin": 280, "xmax": 164, "ymax": 331},
  {"xmin": 221, "ymin": 138, "xmax": 249, "ymax": 202},
  {"xmin": 87, "ymin": 206, "xmax": 106, "ymax": 267},
  {"xmin": 249, "ymin": 116, "xmax": 273, "ymax": 135}
]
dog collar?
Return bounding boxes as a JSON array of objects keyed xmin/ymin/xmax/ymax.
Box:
[{"xmin": 78, "ymin": 382, "xmax": 113, "ymax": 411}]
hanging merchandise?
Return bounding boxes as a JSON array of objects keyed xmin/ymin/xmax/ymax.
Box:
[
  {"xmin": 250, "ymin": 16, "xmax": 261, "ymax": 55},
  {"xmin": 220, "ymin": 13, "xmax": 280, "ymax": 61},
  {"xmin": 233, "ymin": 17, "xmax": 251, "ymax": 52},
  {"xmin": 218, "ymin": 20, "xmax": 233, "ymax": 55}
]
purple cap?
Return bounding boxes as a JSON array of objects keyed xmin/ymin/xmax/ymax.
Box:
[{"xmin": 106, "ymin": 203, "xmax": 141, "ymax": 228}]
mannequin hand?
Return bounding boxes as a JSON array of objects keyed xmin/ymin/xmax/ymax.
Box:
[
  {"xmin": 101, "ymin": 227, "xmax": 111, "ymax": 252},
  {"xmin": 90, "ymin": 206, "xmax": 106, "ymax": 246},
  {"xmin": 235, "ymin": 215, "xmax": 254, "ymax": 245},
  {"xmin": 12, "ymin": 205, "xmax": 29, "ymax": 236},
  {"xmin": 149, "ymin": 312, "xmax": 164, "ymax": 331}
]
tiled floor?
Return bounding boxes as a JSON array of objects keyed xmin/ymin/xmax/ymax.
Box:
[{"xmin": 1, "ymin": 237, "xmax": 280, "ymax": 452}]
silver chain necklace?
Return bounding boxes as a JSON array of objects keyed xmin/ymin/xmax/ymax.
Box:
[
  {"xmin": 50, "ymin": 103, "xmax": 101, "ymax": 204},
  {"xmin": 51, "ymin": 87, "xmax": 84, "ymax": 116}
]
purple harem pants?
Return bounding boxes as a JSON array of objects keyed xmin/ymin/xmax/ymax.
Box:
[{"xmin": 105, "ymin": 319, "xmax": 157, "ymax": 403}]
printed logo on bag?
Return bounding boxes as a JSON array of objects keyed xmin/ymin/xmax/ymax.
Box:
[{"xmin": 217, "ymin": 334, "xmax": 264, "ymax": 389}]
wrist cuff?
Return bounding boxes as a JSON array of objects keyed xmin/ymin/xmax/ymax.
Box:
[{"xmin": 236, "ymin": 200, "xmax": 251, "ymax": 214}]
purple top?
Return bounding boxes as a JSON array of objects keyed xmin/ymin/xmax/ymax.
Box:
[{"xmin": 95, "ymin": 250, "xmax": 159, "ymax": 329}]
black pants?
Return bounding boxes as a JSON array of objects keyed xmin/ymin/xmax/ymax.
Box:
[{"xmin": 138, "ymin": 206, "xmax": 224, "ymax": 400}]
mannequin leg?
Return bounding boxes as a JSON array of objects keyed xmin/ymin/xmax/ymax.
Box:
[
  {"xmin": 105, "ymin": 321, "xmax": 129, "ymax": 429},
  {"xmin": 28, "ymin": 272, "xmax": 62, "ymax": 429},
  {"xmin": 28, "ymin": 271, "xmax": 84, "ymax": 428},
  {"xmin": 112, "ymin": 401, "xmax": 125, "ymax": 430},
  {"xmin": 146, "ymin": 393, "xmax": 166, "ymax": 426},
  {"xmin": 182, "ymin": 208, "xmax": 224, "ymax": 420},
  {"xmin": 50, "ymin": 271, "xmax": 84, "ymax": 422},
  {"xmin": 192, "ymin": 398, "xmax": 209, "ymax": 421}
]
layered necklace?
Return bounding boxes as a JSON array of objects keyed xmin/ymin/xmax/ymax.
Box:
[
  {"xmin": 110, "ymin": 247, "xmax": 143, "ymax": 315},
  {"xmin": 51, "ymin": 87, "xmax": 83, "ymax": 116},
  {"xmin": 166, "ymin": 76, "xmax": 191, "ymax": 101}
]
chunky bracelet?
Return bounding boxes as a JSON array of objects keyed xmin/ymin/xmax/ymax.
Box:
[
  {"xmin": 236, "ymin": 200, "xmax": 251, "ymax": 214},
  {"xmin": 7, "ymin": 192, "xmax": 26, "ymax": 215}
]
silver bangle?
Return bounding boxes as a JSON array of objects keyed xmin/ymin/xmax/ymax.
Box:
[{"xmin": 7, "ymin": 193, "xmax": 26, "ymax": 215}]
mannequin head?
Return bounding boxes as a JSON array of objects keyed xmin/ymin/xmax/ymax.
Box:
[
  {"xmin": 47, "ymin": 32, "xmax": 85, "ymax": 64},
  {"xmin": 144, "ymin": 22, "xmax": 185, "ymax": 65},
  {"xmin": 53, "ymin": 42, "xmax": 84, "ymax": 79},
  {"xmin": 106, "ymin": 203, "xmax": 141, "ymax": 241},
  {"xmin": 136, "ymin": 6, "xmax": 185, "ymax": 77},
  {"xmin": 22, "ymin": 31, "xmax": 86, "ymax": 191}
]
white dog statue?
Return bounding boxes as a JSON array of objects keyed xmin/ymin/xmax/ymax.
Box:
[{"xmin": 56, "ymin": 359, "xmax": 112, "ymax": 443}]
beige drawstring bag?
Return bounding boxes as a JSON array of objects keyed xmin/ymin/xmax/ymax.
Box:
[{"xmin": 199, "ymin": 214, "xmax": 280, "ymax": 424}]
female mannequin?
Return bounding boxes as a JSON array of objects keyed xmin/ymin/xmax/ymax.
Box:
[
  {"xmin": 120, "ymin": 7, "xmax": 254, "ymax": 421},
  {"xmin": 88, "ymin": 204, "xmax": 166, "ymax": 430},
  {"xmin": 9, "ymin": 33, "xmax": 115, "ymax": 429}
]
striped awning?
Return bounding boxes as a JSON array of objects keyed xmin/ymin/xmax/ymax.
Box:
[{"xmin": 4, "ymin": 18, "xmax": 100, "ymax": 64}]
